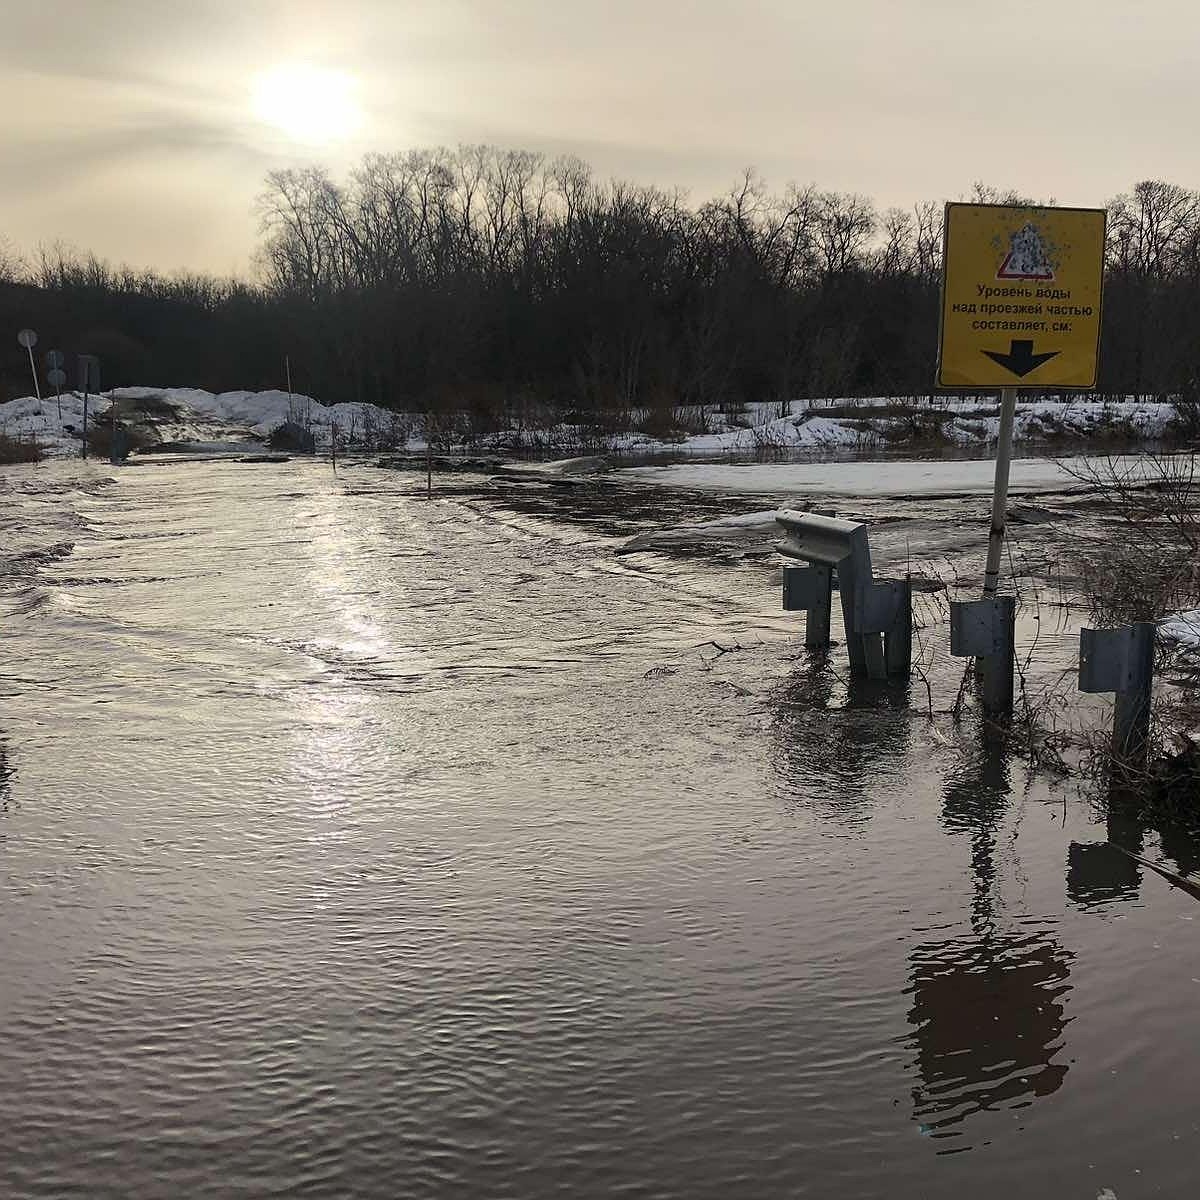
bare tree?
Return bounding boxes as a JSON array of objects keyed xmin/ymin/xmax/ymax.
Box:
[
  {"xmin": 1107, "ymin": 180, "xmax": 1200, "ymax": 280},
  {"xmin": 815, "ymin": 192, "xmax": 875, "ymax": 277},
  {"xmin": 14, "ymin": 149, "xmax": 1200, "ymax": 415},
  {"xmin": 0, "ymin": 234, "xmax": 25, "ymax": 283}
]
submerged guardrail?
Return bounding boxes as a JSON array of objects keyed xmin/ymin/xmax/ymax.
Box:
[
  {"xmin": 776, "ymin": 514, "xmax": 1159, "ymax": 766},
  {"xmin": 776, "ymin": 511, "xmax": 911, "ymax": 681}
]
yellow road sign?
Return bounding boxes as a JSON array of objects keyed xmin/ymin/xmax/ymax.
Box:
[{"xmin": 937, "ymin": 203, "xmax": 1105, "ymax": 389}]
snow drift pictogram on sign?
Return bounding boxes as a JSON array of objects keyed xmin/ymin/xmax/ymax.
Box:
[{"xmin": 997, "ymin": 223, "xmax": 1054, "ymax": 281}]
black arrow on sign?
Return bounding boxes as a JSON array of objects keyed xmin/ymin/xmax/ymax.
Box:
[{"xmin": 982, "ymin": 339, "xmax": 1060, "ymax": 378}]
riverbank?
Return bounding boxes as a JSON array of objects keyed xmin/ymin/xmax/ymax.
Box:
[{"xmin": 0, "ymin": 388, "xmax": 1191, "ymax": 462}]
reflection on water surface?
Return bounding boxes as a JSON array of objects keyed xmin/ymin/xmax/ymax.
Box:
[{"xmin": 0, "ymin": 459, "xmax": 1197, "ymax": 1199}]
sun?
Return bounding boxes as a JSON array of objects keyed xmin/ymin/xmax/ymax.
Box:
[{"xmin": 252, "ymin": 64, "xmax": 363, "ymax": 144}]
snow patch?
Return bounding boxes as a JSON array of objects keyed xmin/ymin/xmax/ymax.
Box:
[
  {"xmin": 618, "ymin": 508, "xmax": 782, "ymax": 554},
  {"xmin": 614, "ymin": 457, "xmax": 1096, "ymax": 496},
  {"xmin": 1160, "ymin": 609, "xmax": 1200, "ymax": 649}
]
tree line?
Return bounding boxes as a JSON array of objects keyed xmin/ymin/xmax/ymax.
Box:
[{"xmin": 2, "ymin": 149, "xmax": 1199, "ymax": 421}]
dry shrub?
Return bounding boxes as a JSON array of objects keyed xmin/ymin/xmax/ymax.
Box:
[
  {"xmin": 1050, "ymin": 455, "xmax": 1200, "ymax": 821},
  {"xmin": 266, "ymin": 421, "xmax": 317, "ymax": 453},
  {"xmin": 0, "ymin": 432, "xmax": 44, "ymax": 463},
  {"xmin": 85, "ymin": 420, "xmax": 156, "ymax": 460},
  {"xmin": 1060, "ymin": 453, "xmax": 1200, "ymax": 626},
  {"xmin": 632, "ymin": 404, "xmax": 708, "ymax": 440}
]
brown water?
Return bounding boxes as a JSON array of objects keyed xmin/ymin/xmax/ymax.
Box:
[{"xmin": 1, "ymin": 459, "xmax": 1198, "ymax": 1199}]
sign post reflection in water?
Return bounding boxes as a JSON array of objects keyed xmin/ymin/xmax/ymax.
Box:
[
  {"xmin": 936, "ymin": 203, "xmax": 1106, "ymax": 596},
  {"xmin": 909, "ymin": 729, "xmax": 1073, "ymax": 1143}
]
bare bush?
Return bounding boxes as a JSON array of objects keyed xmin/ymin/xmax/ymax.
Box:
[
  {"xmin": 0, "ymin": 431, "xmax": 43, "ymax": 463},
  {"xmin": 1059, "ymin": 453, "xmax": 1200, "ymax": 626},
  {"xmin": 1042, "ymin": 453, "xmax": 1200, "ymax": 818}
]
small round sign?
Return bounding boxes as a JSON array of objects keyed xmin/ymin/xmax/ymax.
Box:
[
  {"xmin": 17, "ymin": 328, "xmax": 37, "ymax": 349},
  {"xmin": 46, "ymin": 368, "xmax": 67, "ymax": 390},
  {"xmin": 44, "ymin": 349, "xmax": 65, "ymax": 369}
]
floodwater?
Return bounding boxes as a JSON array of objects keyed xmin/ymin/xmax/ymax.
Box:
[{"xmin": 1, "ymin": 459, "xmax": 1198, "ymax": 1200}]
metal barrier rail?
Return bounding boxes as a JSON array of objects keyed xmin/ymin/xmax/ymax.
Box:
[{"xmin": 776, "ymin": 511, "xmax": 911, "ymax": 680}]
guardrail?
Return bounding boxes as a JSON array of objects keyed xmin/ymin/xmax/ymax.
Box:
[
  {"xmin": 774, "ymin": 513, "xmax": 1165, "ymax": 765},
  {"xmin": 776, "ymin": 511, "xmax": 911, "ymax": 680}
]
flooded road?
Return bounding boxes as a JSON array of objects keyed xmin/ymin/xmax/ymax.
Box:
[{"xmin": 1, "ymin": 459, "xmax": 1198, "ymax": 1199}]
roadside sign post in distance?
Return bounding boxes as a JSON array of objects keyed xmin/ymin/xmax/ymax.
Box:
[
  {"xmin": 45, "ymin": 351, "xmax": 67, "ymax": 422},
  {"xmin": 17, "ymin": 328, "xmax": 41, "ymax": 401}
]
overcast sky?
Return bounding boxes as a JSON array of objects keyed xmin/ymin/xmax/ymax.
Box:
[{"xmin": 2, "ymin": 0, "xmax": 1196, "ymax": 276}]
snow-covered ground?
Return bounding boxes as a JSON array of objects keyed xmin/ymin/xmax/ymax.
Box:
[
  {"xmin": 612, "ymin": 455, "xmax": 1151, "ymax": 497},
  {"xmin": 0, "ymin": 389, "xmax": 1187, "ymax": 461},
  {"xmin": 600, "ymin": 398, "xmax": 1183, "ymax": 457},
  {"xmin": 1160, "ymin": 609, "xmax": 1200, "ymax": 649}
]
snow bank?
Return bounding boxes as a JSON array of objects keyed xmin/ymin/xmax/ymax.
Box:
[
  {"xmin": 611, "ymin": 413, "xmax": 872, "ymax": 457},
  {"xmin": 947, "ymin": 400, "xmax": 1177, "ymax": 446},
  {"xmin": 591, "ymin": 399, "xmax": 1181, "ymax": 458},
  {"xmin": 0, "ymin": 387, "xmax": 1185, "ymax": 463},
  {"xmin": 0, "ymin": 392, "xmax": 102, "ymax": 457},
  {"xmin": 110, "ymin": 387, "xmax": 403, "ymax": 446},
  {"xmin": 0, "ymin": 387, "xmax": 410, "ymax": 458}
]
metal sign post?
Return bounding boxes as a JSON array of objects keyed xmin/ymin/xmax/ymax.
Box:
[
  {"xmin": 46, "ymin": 368, "xmax": 66, "ymax": 422},
  {"xmin": 17, "ymin": 329, "xmax": 41, "ymax": 401},
  {"xmin": 45, "ymin": 350, "xmax": 66, "ymax": 423},
  {"xmin": 936, "ymin": 203, "xmax": 1106, "ymax": 595},
  {"xmin": 983, "ymin": 387, "xmax": 1018, "ymax": 597},
  {"xmin": 77, "ymin": 354, "xmax": 101, "ymax": 460}
]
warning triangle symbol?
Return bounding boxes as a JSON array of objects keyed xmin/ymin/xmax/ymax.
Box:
[{"xmin": 997, "ymin": 223, "xmax": 1054, "ymax": 281}]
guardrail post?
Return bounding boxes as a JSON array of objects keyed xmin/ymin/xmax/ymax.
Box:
[
  {"xmin": 885, "ymin": 578, "xmax": 913, "ymax": 677},
  {"xmin": 836, "ymin": 535, "xmax": 883, "ymax": 680},
  {"xmin": 981, "ymin": 598, "xmax": 1016, "ymax": 714},
  {"xmin": 1114, "ymin": 624, "xmax": 1155, "ymax": 760},
  {"xmin": 837, "ymin": 578, "xmax": 881, "ymax": 679},
  {"xmin": 782, "ymin": 564, "xmax": 833, "ymax": 648},
  {"xmin": 860, "ymin": 629, "xmax": 887, "ymax": 681},
  {"xmin": 1079, "ymin": 622, "xmax": 1155, "ymax": 766},
  {"xmin": 950, "ymin": 596, "xmax": 1016, "ymax": 716}
]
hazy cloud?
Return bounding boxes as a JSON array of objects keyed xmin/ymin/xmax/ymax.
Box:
[{"xmin": 2, "ymin": 0, "xmax": 1198, "ymax": 272}]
